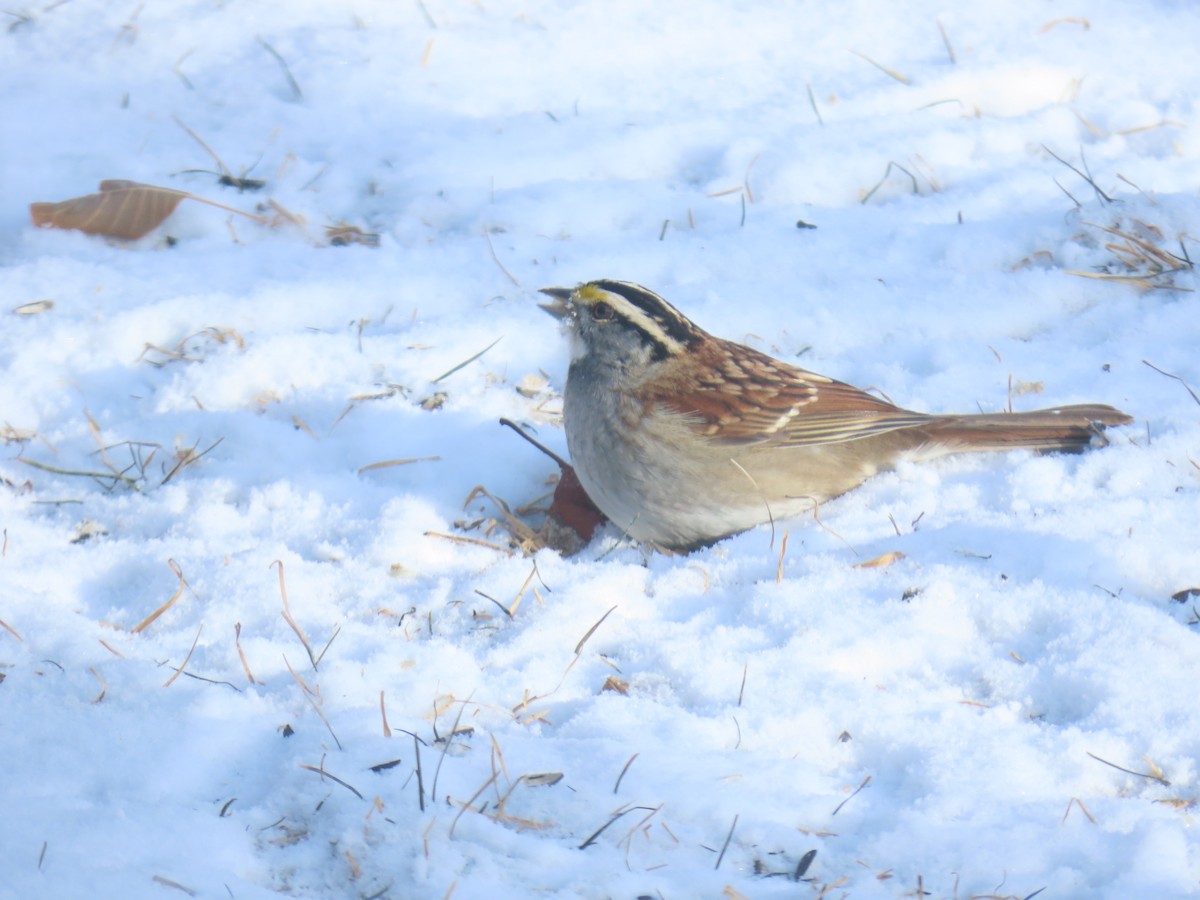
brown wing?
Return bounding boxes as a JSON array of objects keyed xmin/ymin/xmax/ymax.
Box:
[{"xmin": 646, "ymin": 340, "xmax": 937, "ymax": 447}]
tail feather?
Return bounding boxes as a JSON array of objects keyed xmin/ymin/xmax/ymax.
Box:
[{"xmin": 922, "ymin": 403, "xmax": 1132, "ymax": 454}]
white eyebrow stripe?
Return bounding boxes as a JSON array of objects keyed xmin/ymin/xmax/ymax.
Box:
[{"xmin": 582, "ymin": 286, "xmax": 687, "ymax": 354}]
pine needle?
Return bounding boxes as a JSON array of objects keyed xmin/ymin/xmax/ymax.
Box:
[
  {"xmin": 432, "ymin": 337, "xmax": 502, "ymax": 383},
  {"xmin": 848, "ymin": 49, "xmax": 911, "ymax": 84},
  {"xmin": 357, "ymin": 456, "xmax": 441, "ymax": 474}
]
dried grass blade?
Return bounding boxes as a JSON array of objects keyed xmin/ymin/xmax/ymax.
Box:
[
  {"xmin": 482, "ymin": 225, "xmax": 519, "ymax": 286},
  {"xmin": 160, "ymin": 436, "xmax": 224, "ymax": 485},
  {"xmin": 151, "ymin": 875, "xmax": 197, "ymax": 897},
  {"xmin": 299, "ymin": 762, "xmax": 363, "ymax": 799},
  {"xmin": 163, "ymin": 624, "xmax": 204, "ymax": 687},
  {"xmin": 90, "ymin": 666, "xmax": 108, "ymax": 703},
  {"xmin": 424, "ymin": 531, "xmax": 516, "ymax": 556},
  {"xmin": 847, "ymin": 49, "xmax": 911, "ymax": 84},
  {"xmin": 574, "ymin": 604, "xmax": 617, "ymax": 656},
  {"xmin": 431, "ymin": 694, "xmax": 474, "ymax": 804},
  {"xmin": 380, "ymin": 690, "xmax": 392, "ymax": 737},
  {"xmin": 358, "ymin": 455, "xmax": 440, "ymax": 473},
  {"xmin": 449, "ymin": 771, "xmax": 500, "ymax": 837},
  {"xmin": 0, "ymin": 618, "xmax": 24, "ymax": 641},
  {"xmin": 134, "ymin": 559, "xmax": 188, "ymax": 633},
  {"xmin": 273, "ymin": 560, "xmax": 316, "ymax": 668},
  {"xmin": 16, "ymin": 456, "xmax": 139, "ymax": 489},
  {"xmin": 234, "ymin": 622, "xmax": 257, "ymax": 684},
  {"xmin": 284, "ymin": 655, "xmax": 342, "ymax": 750},
  {"xmin": 432, "ymin": 336, "xmax": 502, "ymax": 383},
  {"xmin": 313, "ymin": 625, "xmax": 340, "ymax": 667}
]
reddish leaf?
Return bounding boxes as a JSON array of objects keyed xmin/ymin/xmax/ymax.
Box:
[{"xmin": 548, "ymin": 464, "xmax": 606, "ymax": 543}]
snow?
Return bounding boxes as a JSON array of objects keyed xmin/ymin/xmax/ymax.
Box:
[{"xmin": 2, "ymin": 1, "xmax": 1199, "ymax": 897}]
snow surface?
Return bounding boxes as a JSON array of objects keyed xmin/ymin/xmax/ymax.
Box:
[{"xmin": 2, "ymin": 1, "xmax": 1200, "ymax": 898}]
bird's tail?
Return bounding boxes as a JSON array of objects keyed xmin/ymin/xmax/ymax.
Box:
[{"xmin": 922, "ymin": 403, "xmax": 1132, "ymax": 453}]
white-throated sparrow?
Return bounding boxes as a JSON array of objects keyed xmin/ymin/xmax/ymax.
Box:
[{"xmin": 540, "ymin": 279, "xmax": 1132, "ymax": 550}]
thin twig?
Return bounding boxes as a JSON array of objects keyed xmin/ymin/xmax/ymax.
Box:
[
  {"xmin": 579, "ymin": 805, "xmax": 659, "ymax": 849},
  {"xmin": 499, "ymin": 418, "xmax": 570, "ymax": 468},
  {"xmin": 862, "ymin": 161, "xmax": 919, "ymax": 204},
  {"xmin": 431, "ymin": 694, "xmax": 473, "ymax": 803},
  {"xmin": 806, "ymin": 82, "xmax": 823, "ymax": 125},
  {"xmin": 414, "ymin": 733, "xmax": 426, "ymax": 811},
  {"xmin": 613, "ymin": 753, "xmax": 639, "ymax": 794},
  {"xmin": 482, "ymin": 225, "xmax": 519, "ymax": 286},
  {"xmin": 283, "ymin": 655, "xmax": 342, "ymax": 750},
  {"xmin": 16, "ymin": 456, "xmax": 139, "ymax": 490},
  {"xmin": 1053, "ymin": 177, "xmax": 1083, "ymax": 209},
  {"xmin": 937, "ymin": 19, "xmax": 956, "ymax": 63},
  {"xmin": 300, "ymin": 762, "xmax": 364, "ymax": 799},
  {"xmin": 1042, "ymin": 145, "xmax": 1114, "ymax": 203},
  {"xmin": 160, "ymin": 436, "xmax": 223, "ymax": 485},
  {"xmin": 714, "ymin": 814, "xmax": 739, "ymax": 870},
  {"xmin": 256, "ymin": 36, "xmax": 302, "ymax": 100},
  {"xmin": 1143, "ymin": 359, "xmax": 1200, "ymax": 407},
  {"xmin": 1086, "ymin": 751, "xmax": 1170, "ymax": 786},
  {"xmin": 832, "ymin": 775, "xmax": 872, "ymax": 815},
  {"xmin": 475, "ymin": 589, "xmax": 513, "ymax": 619},
  {"xmin": 172, "ymin": 116, "xmax": 227, "ymax": 174}
]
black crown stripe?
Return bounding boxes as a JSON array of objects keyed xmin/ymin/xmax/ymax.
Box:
[{"xmin": 590, "ymin": 280, "xmax": 702, "ymax": 349}]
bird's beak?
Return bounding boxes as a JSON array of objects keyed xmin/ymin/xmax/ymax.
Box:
[{"xmin": 538, "ymin": 286, "xmax": 574, "ymax": 319}]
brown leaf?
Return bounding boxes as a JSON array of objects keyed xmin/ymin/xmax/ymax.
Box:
[
  {"xmin": 602, "ymin": 675, "xmax": 630, "ymax": 695},
  {"xmin": 856, "ymin": 550, "xmax": 906, "ymax": 569},
  {"xmin": 30, "ymin": 180, "xmax": 190, "ymax": 240},
  {"xmin": 1171, "ymin": 588, "xmax": 1200, "ymax": 603}
]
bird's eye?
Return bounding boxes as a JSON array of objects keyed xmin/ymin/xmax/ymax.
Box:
[{"xmin": 591, "ymin": 302, "xmax": 614, "ymax": 321}]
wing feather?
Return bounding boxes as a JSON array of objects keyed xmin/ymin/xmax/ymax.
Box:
[{"xmin": 647, "ymin": 343, "xmax": 937, "ymax": 447}]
